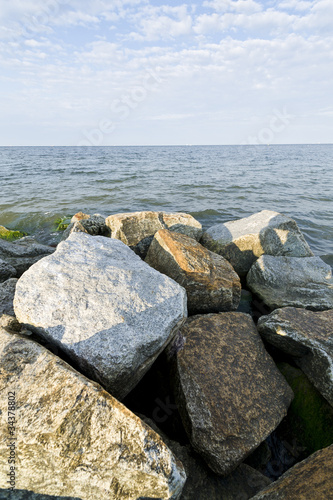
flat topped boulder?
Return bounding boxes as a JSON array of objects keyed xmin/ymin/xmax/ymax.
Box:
[
  {"xmin": 168, "ymin": 312, "xmax": 293, "ymax": 476},
  {"xmin": 251, "ymin": 445, "xmax": 333, "ymax": 499},
  {"xmin": 0, "ymin": 329, "xmax": 186, "ymax": 499},
  {"xmin": 247, "ymin": 255, "xmax": 333, "ymax": 311},
  {"xmin": 201, "ymin": 210, "xmax": 313, "ymax": 276},
  {"xmin": 14, "ymin": 232, "xmax": 187, "ymax": 400},
  {"xmin": 145, "ymin": 229, "xmax": 241, "ymax": 314},
  {"xmin": 106, "ymin": 211, "xmax": 202, "ymax": 258},
  {"xmin": 258, "ymin": 308, "xmax": 333, "ymax": 407}
]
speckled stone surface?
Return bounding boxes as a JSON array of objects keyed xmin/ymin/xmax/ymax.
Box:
[
  {"xmin": 258, "ymin": 308, "xmax": 333, "ymax": 407},
  {"xmin": 0, "ymin": 328, "xmax": 186, "ymax": 499},
  {"xmin": 168, "ymin": 312, "xmax": 293, "ymax": 476},
  {"xmin": 145, "ymin": 229, "xmax": 241, "ymax": 315},
  {"xmin": 251, "ymin": 445, "xmax": 333, "ymax": 499}
]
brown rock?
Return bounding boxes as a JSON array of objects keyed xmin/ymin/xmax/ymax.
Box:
[
  {"xmin": 258, "ymin": 308, "xmax": 333, "ymax": 407},
  {"xmin": 105, "ymin": 211, "xmax": 202, "ymax": 258},
  {"xmin": 145, "ymin": 229, "xmax": 241, "ymax": 314},
  {"xmin": 71, "ymin": 212, "xmax": 91, "ymax": 223},
  {"xmin": 251, "ymin": 445, "xmax": 333, "ymax": 499},
  {"xmin": 0, "ymin": 328, "xmax": 186, "ymax": 499},
  {"xmin": 168, "ymin": 313, "xmax": 293, "ymax": 476}
]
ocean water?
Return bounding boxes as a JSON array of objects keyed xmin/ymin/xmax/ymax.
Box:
[{"xmin": 0, "ymin": 144, "xmax": 332, "ymax": 266}]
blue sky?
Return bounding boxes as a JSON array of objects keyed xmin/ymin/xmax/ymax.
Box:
[{"xmin": 0, "ymin": 0, "xmax": 332, "ymax": 145}]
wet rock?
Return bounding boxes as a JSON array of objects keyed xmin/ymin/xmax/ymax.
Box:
[
  {"xmin": 0, "ymin": 329, "xmax": 186, "ymax": 499},
  {"xmin": 106, "ymin": 211, "xmax": 202, "ymax": 259},
  {"xmin": 0, "ymin": 258, "xmax": 16, "ymax": 282},
  {"xmin": 0, "ymin": 278, "xmax": 18, "ymax": 316},
  {"xmin": 0, "ymin": 238, "xmax": 54, "ymax": 277},
  {"xmin": 251, "ymin": 445, "xmax": 333, "ymax": 499},
  {"xmin": 258, "ymin": 308, "xmax": 333, "ymax": 406},
  {"xmin": 145, "ymin": 229, "xmax": 241, "ymax": 314},
  {"xmin": 0, "ymin": 225, "xmax": 27, "ymax": 241},
  {"xmin": 201, "ymin": 210, "xmax": 313, "ymax": 276},
  {"xmin": 247, "ymin": 256, "xmax": 333, "ymax": 311},
  {"xmin": 14, "ymin": 233, "xmax": 187, "ymax": 400},
  {"xmin": 62, "ymin": 214, "xmax": 110, "ymax": 240},
  {"xmin": 167, "ymin": 313, "xmax": 293, "ymax": 475}
]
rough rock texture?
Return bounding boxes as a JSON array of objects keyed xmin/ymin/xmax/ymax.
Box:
[
  {"xmin": 14, "ymin": 232, "xmax": 187, "ymax": 400},
  {"xmin": 145, "ymin": 229, "xmax": 241, "ymax": 315},
  {"xmin": 251, "ymin": 445, "xmax": 333, "ymax": 499},
  {"xmin": 167, "ymin": 313, "xmax": 293, "ymax": 476},
  {"xmin": 0, "ymin": 278, "xmax": 18, "ymax": 316},
  {"xmin": 247, "ymin": 255, "xmax": 333, "ymax": 311},
  {"xmin": 62, "ymin": 214, "xmax": 110, "ymax": 240},
  {"xmin": 0, "ymin": 258, "xmax": 16, "ymax": 282},
  {"xmin": 0, "ymin": 329, "xmax": 186, "ymax": 499},
  {"xmin": 0, "ymin": 238, "xmax": 54, "ymax": 277},
  {"xmin": 258, "ymin": 308, "xmax": 333, "ymax": 407},
  {"xmin": 0, "ymin": 491, "xmax": 80, "ymax": 499},
  {"xmin": 106, "ymin": 211, "xmax": 202, "ymax": 258},
  {"xmin": 139, "ymin": 415, "xmax": 271, "ymax": 500},
  {"xmin": 201, "ymin": 210, "xmax": 313, "ymax": 276}
]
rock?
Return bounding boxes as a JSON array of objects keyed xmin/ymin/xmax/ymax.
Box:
[
  {"xmin": 0, "ymin": 314, "xmax": 21, "ymax": 332},
  {"xmin": 251, "ymin": 444, "xmax": 333, "ymax": 499},
  {"xmin": 0, "ymin": 278, "xmax": 18, "ymax": 316},
  {"xmin": 0, "ymin": 225, "xmax": 27, "ymax": 241},
  {"xmin": 145, "ymin": 229, "xmax": 241, "ymax": 315},
  {"xmin": 167, "ymin": 313, "xmax": 293, "ymax": 475},
  {"xmin": 106, "ymin": 211, "xmax": 202, "ymax": 259},
  {"xmin": 277, "ymin": 362, "xmax": 333, "ymax": 454},
  {"xmin": 258, "ymin": 308, "xmax": 333, "ymax": 407},
  {"xmin": 0, "ymin": 329, "xmax": 186, "ymax": 499},
  {"xmin": 14, "ymin": 232, "xmax": 187, "ymax": 400},
  {"xmin": 200, "ymin": 210, "xmax": 313, "ymax": 276},
  {"xmin": 0, "ymin": 258, "xmax": 16, "ymax": 282},
  {"xmin": 0, "ymin": 238, "xmax": 54, "ymax": 277},
  {"xmin": 139, "ymin": 414, "xmax": 272, "ymax": 500},
  {"xmin": 247, "ymin": 256, "xmax": 333, "ymax": 311},
  {"xmin": 71, "ymin": 211, "xmax": 91, "ymax": 223},
  {"xmin": 62, "ymin": 214, "xmax": 110, "ymax": 240},
  {"xmin": 0, "ymin": 491, "xmax": 80, "ymax": 499}
]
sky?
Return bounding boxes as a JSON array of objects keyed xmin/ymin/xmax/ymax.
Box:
[{"xmin": 0, "ymin": 0, "xmax": 332, "ymax": 146}]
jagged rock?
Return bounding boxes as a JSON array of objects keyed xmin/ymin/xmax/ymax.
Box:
[
  {"xmin": 201, "ymin": 210, "xmax": 313, "ymax": 276},
  {"xmin": 247, "ymin": 256, "xmax": 333, "ymax": 311},
  {"xmin": 167, "ymin": 313, "xmax": 293, "ymax": 476},
  {"xmin": 14, "ymin": 233, "xmax": 187, "ymax": 400},
  {"xmin": 0, "ymin": 278, "xmax": 18, "ymax": 316},
  {"xmin": 251, "ymin": 445, "xmax": 333, "ymax": 499},
  {"xmin": 62, "ymin": 214, "xmax": 110, "ymax": 240},
  {"xmin": 0, "ymin": 258, "xmax": 16, "ymax": 282},
  {"xmin": 145, "ymin": 229, "xmax": 241, "ymax": 315},
  {"xmin": 258, "ymin": 308, "xmax": 333, "ymax": 407},
  {"xmin": 0, "ymin": 238, "xmax": 54, "ymax": 277},
  {"xmin": 138, "ymin": 415, "xmax": 271, "ymax": 500},
  {"xmin": 0, "ymin": 329, "xmax": 186, "ymax": 499},
  {"xmin": 106, "ymin": 211, "xmax": 202, "ymax": 258}
]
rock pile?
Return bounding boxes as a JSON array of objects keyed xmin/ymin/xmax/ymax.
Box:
[{"xmin": 0, "ymin": 209, "xmax": 332, "ymax": 499}]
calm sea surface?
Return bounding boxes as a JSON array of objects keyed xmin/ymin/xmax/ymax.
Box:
[{"xmin": 0, "ymin": 145, "xmax": 332, "ymax": 266}]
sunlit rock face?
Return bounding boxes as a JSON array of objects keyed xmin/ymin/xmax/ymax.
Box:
[
  {"xmin": 14, "ymin": 233, "xmax": 187, "ymax": 400},
  {"xmin": 201, "ymin": 210, "xmax": 313, "ymax": 276},
  {"xmin": 247, "ymin": 255, "xmax": 333, "ymax": 311},
  {"xmin": 106, "ymin": 211, "xmax": 202, "ymax": 259},
  {"xmin": 0, "ymin": 328, "xmax": 186, "ymax": 499}
]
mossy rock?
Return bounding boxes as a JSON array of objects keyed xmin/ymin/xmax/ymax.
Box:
[
  {"xmin": 54, "ymin": 216, "xmax": 72, "ymax": 231},
  {"xmin": 0, "ymin": 225, "xmax": 27, "ymax": 241},
  {"xmin": 278, "ymin": 362, "xmax": 333, "ymax": 454}
]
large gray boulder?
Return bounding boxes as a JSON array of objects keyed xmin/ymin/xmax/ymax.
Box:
[
  {"xmin": 14, "ymin": 233, "xmax": 187, "ymax": 400},
  {"xmin": 0, "ymin": 328, "xmax": 186, "ymax": 499},
  {"xmin": 251, "ymin": 444, "xmax": 333, "ymax": 499},
  {"xmin": 0, "ymin": 237, "xmax": 54, "ymax": 277},
  {"xmin": 0, "ymin": 278, "xmax": 18, "ymax": 316},
  {"xmin": 145, "ymin": 229, "xmax": 241, "ymax": 315},
  {"xmin": 258, "ymin": 308, "xmax": 333, "ymax": 407},
  {"xmin": 167, "ymin": 313, "xmax": 293, "ymax": 476},
  {"xmin": 106, "ymin": 211, "xmax": 202, "ymax": 258},
  {"xmin": 247, "ymin": 256, "xmax": 333, "ymax": 311},
  {"xmin": 0, "ymin": 258, "xmax": 16, "ymax": 282},
  {"xmin": 201, "ymin": 210, "xmax": 313, "ymax": 276}
]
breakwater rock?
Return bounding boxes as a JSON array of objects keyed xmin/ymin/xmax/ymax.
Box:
[{"xmin": 0, "ymin": 209, "xmax": 332, "ymax": 498}]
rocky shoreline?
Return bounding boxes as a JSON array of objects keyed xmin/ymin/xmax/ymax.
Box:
[{"xmin": 0, "ymin": 209, "xmax": 332, "ymax": 499}]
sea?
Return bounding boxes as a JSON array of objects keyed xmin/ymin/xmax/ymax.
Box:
[{"xmin": 0, "ymin": 144, "xmax": 332, "ymax": 267}]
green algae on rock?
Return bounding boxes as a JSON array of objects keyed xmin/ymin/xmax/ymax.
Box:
[{"xmin": 0, "ymin": 225, "xmax": 27, "ymax": 241}]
